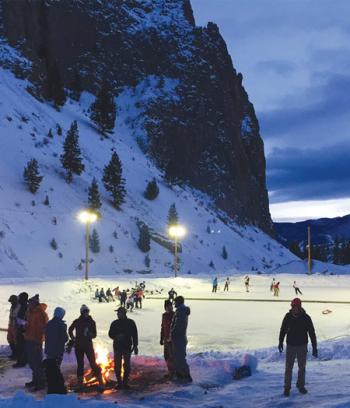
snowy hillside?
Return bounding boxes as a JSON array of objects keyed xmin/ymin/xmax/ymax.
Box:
[{"xmin": 0, "ymin": 60, "xmax": 298, "ymax": 278}]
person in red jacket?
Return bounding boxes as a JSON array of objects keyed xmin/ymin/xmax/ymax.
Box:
[
  {"xmin": 160, "ymin": 300, "xmax": 175, "ymax": 378},
  {"xmin": 24, "ymin": 294, "xmax": 49, "ymax": 391},
  {"xmin": 68, "ymin": 304, "xmax": 103, "ymax": 390}
]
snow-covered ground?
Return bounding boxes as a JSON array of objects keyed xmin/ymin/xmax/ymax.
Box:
[{"xmin": 1, "ymin": 274, "xmax": 350, "ymax": 407}]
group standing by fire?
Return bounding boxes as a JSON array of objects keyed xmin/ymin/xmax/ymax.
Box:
[{"xmin": 5, "ymin": 287, "xmax": 192, "ymax": 394}]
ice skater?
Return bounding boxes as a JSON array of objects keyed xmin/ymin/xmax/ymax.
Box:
[
  {"xmin": 244, "ymin": 276, "xmax": 250, "ymax": 292},
  {"xmin": 212, "ymin": 277, "xmax": 218, "ymax": 293},
  {"xmin": 273, "ymin": 282, "xmax": 280, "ymax": 297},
  {"xmin": 223, "ymin": 277, "xmax": 230, "ymax": 292},
  {"xmin": 270, "ymin": 278, "xmax": 275, "ymax": 292},
  {"xmin": 293, "ymin": 281, "xmax": 303, "ymax": 295}
]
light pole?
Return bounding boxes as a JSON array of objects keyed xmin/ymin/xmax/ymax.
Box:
[
  {"xmin": 78, "ymin": 210, "xmax": 98, "ymax": 280},
  {"xmin": 168, "ymin": 224, "xmax": 186, "ymax": 277}
]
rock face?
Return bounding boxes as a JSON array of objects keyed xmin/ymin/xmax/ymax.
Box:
[{"xmin": 0, "ymin": 0, "xmax": 273, "ymax": 235}]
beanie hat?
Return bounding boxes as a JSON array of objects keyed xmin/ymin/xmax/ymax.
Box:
[
  {"xmin": 80, "ymin": 304, "xmax": 90, "ymax": 314},
  {"xmin": 291, "ymin": 298, "xmax": 302, "ymax": 307},
  {"xmin": 8, "ymin": 295, "xmax": 17, "ymax": 303},
  {"xmin": 28, "ymin": 294, "xmax": 40, "ymax": 305},
  {"xmin": 54, "ymin": 307, "xmax": 66, "ymax": 320}
]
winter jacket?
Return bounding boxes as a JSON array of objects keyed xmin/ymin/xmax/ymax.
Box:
[
  {"xmin": 171, "ymin": 304, "xmax": 190, "ymax": 341},
  {"xmin": 213, "ymin": 278, "xmax": 218, "ymax": 286},
  {"xmin": 160, "ymin": 311, "xmax": 175, "ymax": 343},
  {"xmin": 279, "ymin": 309, "xmax": 317, "ymax": 348},
  {"xmin": 45, "ymin": 317, "xmax": 69, "ymax": 359},
  {"xmin": 120, "ymin": 291, "xmax": 127, "ymax": 302},
  {"xmin": 24, "ymin": 303, "xmax": 49, "ymax": 345},
  {"xmin": 8, "ymin": 304, "xmax": 20, "ymax": 325},
  {"xmin": 108, "ymin": 318, "xmax": 138, "ymax": 352},
  {"xmin": 68, "ymin": 315, "xmax": 97, "ymax": 347}
]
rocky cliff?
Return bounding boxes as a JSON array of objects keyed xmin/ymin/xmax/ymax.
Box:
[{"xmin": 0, "ymin": 0, "xmax": 273, "ymax": 235}]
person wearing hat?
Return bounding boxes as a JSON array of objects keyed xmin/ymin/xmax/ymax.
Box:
[
  {"xmin": 160, "ymin": 300, "xmax": 175, "ymax": 378},
  {"xmin": 13, "ymin": 292, "xmax": 28, "ymax": 368},
  {"xmin": 108, "ymin": 307, "xmax": 138, "ymax": 389},
  {"xmin": 171, "ymin": 296, "xmax": 192, "ymax": 382},
  {"xmin": 7, "ymin": 295, "xmax": 20, "ymax": 360},
  {"xmin": 44, "ymin": 307, "xmax": 68, "ymax": 395},
  {"xmin": 279, "ymin": 297, "xmax": 317, "ymax": 397},
  {"xmin": 24, "ymin": 294, "xmax": 49, "ymax": 391},
  {"xmin": 68, "ymin": 305, "xmax": 103, "ymax": 390}
]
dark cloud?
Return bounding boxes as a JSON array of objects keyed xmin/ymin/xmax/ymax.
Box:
[
  {"xmin": 255, "ymin": 60, "xmax": 297, "ymax": 75},
  {"xmin": 268, "ymin": 143, "xmax": 350, "ymax": 203}
]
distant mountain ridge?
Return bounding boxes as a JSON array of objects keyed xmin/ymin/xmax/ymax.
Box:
[{"xmin": 274, "ymin": 214, "xmax": 350, "ymax": 247}]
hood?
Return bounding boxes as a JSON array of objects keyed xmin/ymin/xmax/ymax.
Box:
[
  {"xmin": 177, "ymin": 304, "xmax": 191, "ymax": 316},
  {"xmin": 288, "ymin": 307, "xmax": 306, "ymax": 316}
]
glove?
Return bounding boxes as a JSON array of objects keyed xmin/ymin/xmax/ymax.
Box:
[
  {"xmin": 134, "ymin": 346, "xmax": 138, "ymax": 355},
  {"xmin": 312, "ymin": 348, "xmax": 318, "ymax": 358},
  {"xmin": 278, "ymin": 343, "xmax": 283, "ymax": 353}
]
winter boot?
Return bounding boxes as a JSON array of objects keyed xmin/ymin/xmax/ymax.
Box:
[
  {"xmin": 283, "ymin": 388, "xmax": 290, "ymax": 397},
  {"xmin": 115, "ymin": 376, "xmax": 123, "ymax": 390},
  {"xmin": 297, "ymin": 386, "xmax": 308, "ymax": 394}
]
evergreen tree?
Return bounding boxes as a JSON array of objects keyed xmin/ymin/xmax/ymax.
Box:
[
  {"xmin": 138, "ymin": 224, "xmax": 151, "ymax": 253},
  {"xmin": 70, "ymin": 71, "xmax": 83, "ymax": 101},
  {"xmin": 102, "ymin": 152, "xmax": 126, "ymax": 209},
  {"xmin": 23, "ymin": 158, "xmax": 43, "ymax": 194},
  {"xmin": 90, "ymin": 83, "xmax": 116, "ymax": 136},
  {"xmin": 209, "ymin": 260, "xmax": 215, "ymax": 269},
  {"xmin": 88, "ymin": 177, "xmax": 102, "ymax": 212},
  {"xmin": 60, "ymin": 120, "xmax": 85, "ymax": 183},
  {"xmin": 333, "ymin": 237, "xmax": 340, "ymax": 264},
  {"xmin": 144, "ymin": 178, "xmax": 159, "ymax": 200},
  {"xmin": 56, "ymin": 124, "xmax": 62, "ymax": 136},
  {"xmin": 50, "ymin": 238, "xmax": 58, "ymax": 250},
  {"xmin": 206, "ymin": 225, "xmax": 211, "ymax": 234},
  {"xmin": 47, "ymin": 128, "xmax": 53, "ymax": 138},
  {"xmin": 43, "ymin": 195, "xmax": 50, "ymax": 206},
  {"xmin": 109, "ymin": 245, "xmax": 114, "ymax": 253},
  {"xmin": 90, "ymin": 228, "xmax": 100, "ymax": 253},
  {"xmin": 288, "ymin": 241, "xmax": 302, "ymax": 259},
  {"xmin": 222, "ymin": 245, "xmax": 228, "ymax": 260},
  {"xmin": 167, "ymin": 203, "xmax": 179, "ymax": 227},
  {"xmin": 47, "ymin": 60, "xmax": 66, "ymax": 108},
  {"xmin": 144, "ymin": 254, "xmax": 151, "ymax": 268}
]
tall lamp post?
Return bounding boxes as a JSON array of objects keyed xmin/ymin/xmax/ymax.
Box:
[
  {"xmin": 168, "ymin": 225, "xmax": 186, "ymax": 277},
  {"xmin": 78, "ymin": 210, "xmax": 98, "ymax": 280}
]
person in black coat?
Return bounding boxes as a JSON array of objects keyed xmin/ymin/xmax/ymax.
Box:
[
  {"xmin": 108, "ymin": 307, "xmax": 138, "ymax": 389},
  {"xmin": 13, "ymin": 292, "xmax": 28, "ymax": 368},
  {"xmin": 120, "ymin": 290, "xmax": 127, "ymax": 307},
  {"xmin": 171, "ymin": 296, "xmax": 192, "ymax": 382},
  {"xmin": 279, "ymin": 298, "xmax": 317, "ymax": 397},
  {"xmin": 44, "ymin": 307, "xmax": 68, "ymax": 394},
  {"xmin": 68, "ymin": 305, "xmax": 103, "ymax": 390}
]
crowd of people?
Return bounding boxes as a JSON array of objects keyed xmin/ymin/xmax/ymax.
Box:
[
  {"xmin": 94, "ymin": 282, "xmax": 145, "ymax": 312},
  {"xmin": 5, "ymin": 287, "xmax": 192, "ymax": 395}
]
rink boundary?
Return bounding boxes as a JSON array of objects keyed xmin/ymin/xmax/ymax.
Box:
[{"xmin": 147, "ymin": 297, "xmax": 350, "ymax": 304}]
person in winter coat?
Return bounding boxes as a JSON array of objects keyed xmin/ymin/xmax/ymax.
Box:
[
  {"xmin": 113, "ymin": 286, "xmax": 121, "ymax": 299},
  {"xmin": 212, "ymin": 277, "xmax": 218, "ymax": 293},
  {"xmin": 171, "ymin": 296, "xmax": 192, "ymax": 382},
  {"xmin": 108, "ymin": 307, "xmax": 138, "ymax": 389},
  {"xmin": 244, "ymin": 276, "xmax": 250, "ymax": 292},
  {"xmin": 13, "ymin": 292, "xmax": 28, "ymax": 368},
  {"xmin": 44, "ymin": 307, "xmax": 68, "ymax": 395},
  {"xmin": 168, "ymin": 288, "xmax": 177, "ymax": 303},
  {"xmin": 120, "ymin": 290, "xmax": 127, "ymax": 307},
  {"xmin": 223, "ymin": 277, "xmax": 230, "ymax": 292},
  {"xmin": 126, "ymin": 295, "xmax": 134, "ymax": 312},
  {"xmin": 293, "ymin": 281, "xmax": 303, "ymax": 295},
  {"xmin": 273, "ymin": 282, "xmax": 280, "ymax": 297},
  {"xmin": 270, "ymin": 278, "xmax": 276, "ymax": 292},
  {"xmin": 24, "ymin": 294, "xmax": 49, "ymax": 391},
  {"xmin": 106, "ymin": 288, "xmax": 114, "ymax": 301},
  {"xmin": 95, "ymin": 288, "xmax": 100, "ymax": 300},
  {"xmin": 68, "ymin": 305, "xmax": 103, "ymax": 390},
  {"xmin": 7, "ymin": 295, "xmax": 20, "ymax": 360},
  {"xmin": 160, "ymin": 300, "xmax": 175, "ymax": 378},
  {"xmin": 279, "ymin": 298, "xmax": 317, "ymax": 397},
  {"xmin": 45, "ymin": 307, "xmax": 68, "ymax": 366},
  {"xmin": 99, "ymin": 288, "xmax": 109, "ymax": 303}
]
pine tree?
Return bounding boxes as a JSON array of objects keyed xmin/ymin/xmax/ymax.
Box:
[
  {"xmin": 138, "ymin": 224, "xmax": 150, "ymax": 253},
  {"xmin": 144, "ymin": 254, "xmax": 151, "ymax": 268},
  {"xmin": 209, "ymin": 260, "xmax": 215, "ymax": 269},
  {"xmin": 333, "ymin": 237, "xmax": 340, "ymax": 264},
  {"xmin": 47, "ymin": 128, "xmax": 53, "ymax": 138},
  {"xmin": 206, "ymin": 225, "xmax": 211, "ymax": 234},
  {"xmin": 90, "ymin": 228, "xmax": 100, "ymax": 253},
  {"xmin": 70, "ymin": 71, "xmax": 83, "ymax": 101},
  {"xmin": 90, "ymin": 83, "xmax": 116, "ymax": 136},
  {"xmin": 88, "ymin": 177, "xmax": 102, "ymax": 212},
  {"xmin": 102, "ymin": 152, "xmax": 126, "ymax": 210},
  {"xmin": 50, "ymin": 238, "xmax": 58, "ymax": 250},
  {"xmin": 56, "ymin": 124, "xmax": 62, "ymax": 136},
  {"xmin": 109, "ymin": 245, "xmax": 114, "ymax": 253},
  {"xmin": 60, "ymin": 120, "xmax": 85, "ymax": 183},
  {"xmin": 23, "ymin": 159, "xmax": 43, "ymax": 194},
  {"xmin": 43, "ymin": 195, "xmax": 50, "ymax": 206},
  {"xmin": 222, "ymin": 245, "xmax": 228, "ymax": 260},
  {"xmin": 167, "ymin": 203, "xmax": 179, "ymax": 227},
  {"xmin": 46, "ymin": 60, "xmax": 66, "ymax": 108},
  {"xmin": 144, "ymin": 178, "xmax": 159, "ymax": 200}
]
